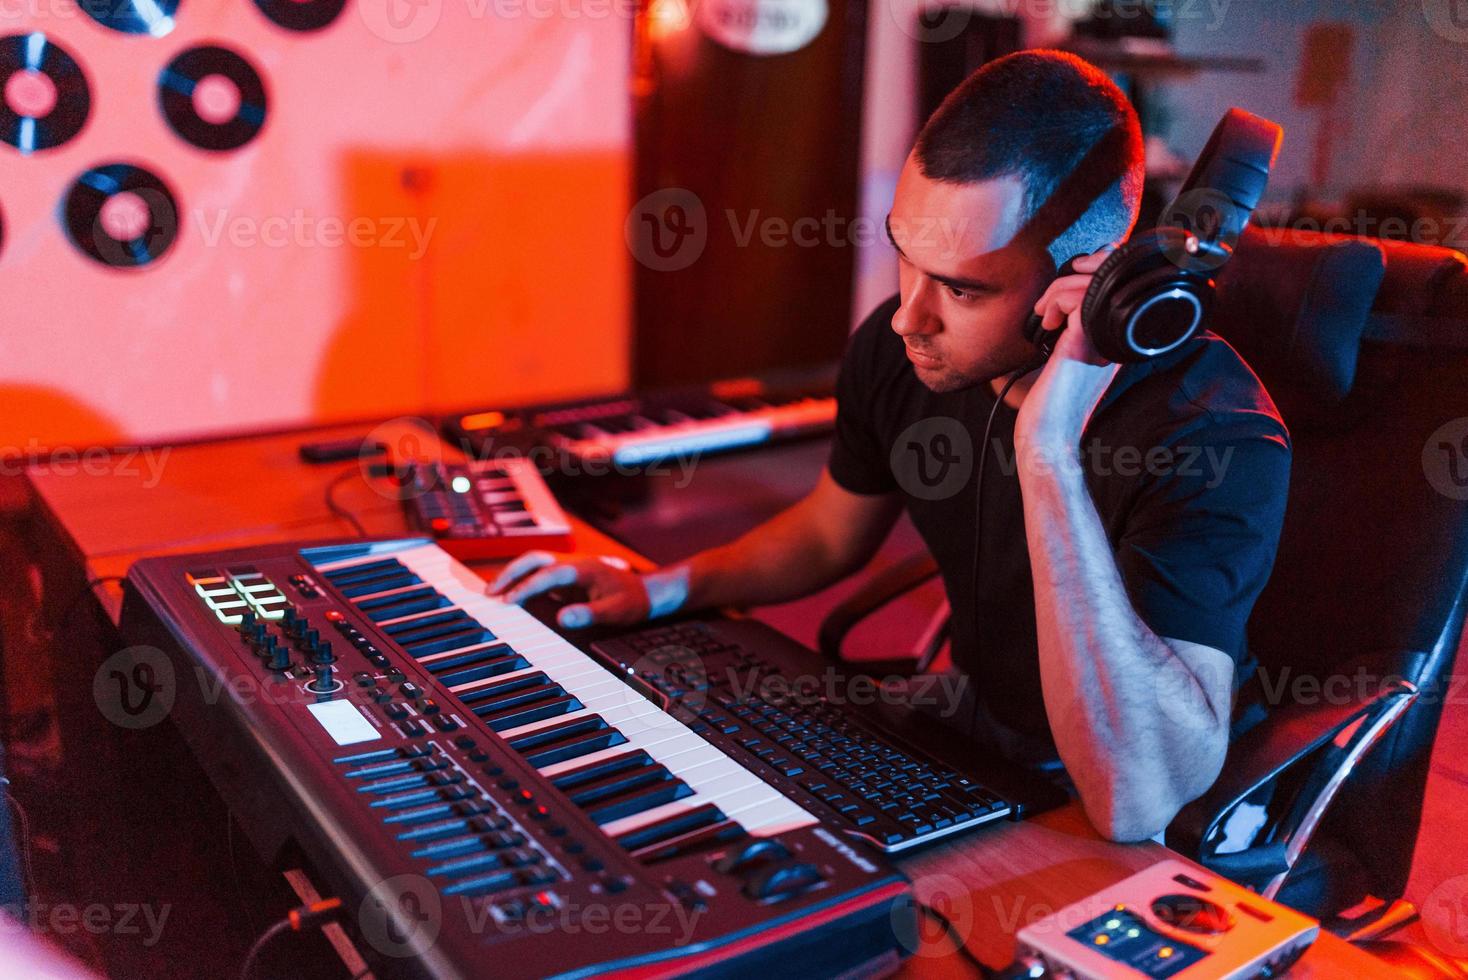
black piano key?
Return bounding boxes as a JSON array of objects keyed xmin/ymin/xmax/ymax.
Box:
[
  {"xmin": 360, "ymin": 588, "xmax": 451, "ymax": 621},
  {"xmin": 551, "ymin": 750, "xmax": 653, "ymax": 792},
  {"xmin": 422, "ymin": 643, "xmax": 520, "ymax": 674},
  {"xmin": 584, "ymin": 780, "xmax": 694, "ymax": 825},
  {"xmin": 521, "ymin": 730, "xmax": 627, "ymax": 769},
  {"xmin": 565, "ymin": 763, "xmax": 669, "ymax": 807},
  {"xmin": 432, "ymin": 649, "xmax": 527, "ymax": 686},
  {"xmin": 635, "ymin": 820, "xmax": 747, "ymax": 865},
  {"xmin": 383, "ymin": 609, "xmax": 472, "ymax": 638},
  {"xmin": 458, "ymin": 672, "xmax": 549, "ymax": 705},
  {"xmin": 478, "ymin": 695, "xmax": 582, "ymax": 732},
  {"xmin": 323, "ymin": 558, "xmax": 403, "ymax": 583},
  {"xmin": 465, "ymin": 681, "xmax": 563, "ymax": 717},
  {"xmin": 616, "ymin": 802, "xmax": 732, "ymax": 852},
  {"xmin": 337, "ymin": 571, "xmax": 421, "ymax": 598},
  {"xmin": 506, "ymin": 713, "xmax": 606, "ymax": 750},
  {"xmin": 403, "ymin": 627, "xmax": 496, "ymax": 658}
]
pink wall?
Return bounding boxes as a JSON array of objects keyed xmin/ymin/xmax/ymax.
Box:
[{"xmin": 1, "ymin": 0, "xmax": 632, "ymax": 449}]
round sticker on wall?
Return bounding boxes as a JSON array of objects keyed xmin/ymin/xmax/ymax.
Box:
[{"xmin": 697, "ymin": 0, "xmax": 828, "ymax": 56}]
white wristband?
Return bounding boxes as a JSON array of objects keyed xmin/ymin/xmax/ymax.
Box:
[{"xmin": 641, "ymin": 566, "xmax": 691, "ymax": 620}]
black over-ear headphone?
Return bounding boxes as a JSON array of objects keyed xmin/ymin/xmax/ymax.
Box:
[{"xmin": 1023, "ymin": 108, "xmax": 1284, "ymax": 363}]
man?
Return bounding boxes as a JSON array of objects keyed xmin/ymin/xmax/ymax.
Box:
[{"xmin": 492, "ymin": 51, "xmax": 1291, "ymax": 843}]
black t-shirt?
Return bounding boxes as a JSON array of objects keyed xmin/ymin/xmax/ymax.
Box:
[{"xmin": 828, "ymin": 295, "xmax": 1291, "ymax": 747}]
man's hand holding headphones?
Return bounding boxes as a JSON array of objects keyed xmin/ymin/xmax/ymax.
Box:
[{"xmin": 1015, "ymin": 246, "xmax": 1121, "ymax": 459}]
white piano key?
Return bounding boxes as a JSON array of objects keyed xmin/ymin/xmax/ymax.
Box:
[{"xmin": 323, "ymin": 543, "xmax": 815, "ymax": 837}]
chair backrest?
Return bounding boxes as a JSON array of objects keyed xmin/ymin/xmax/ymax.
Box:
[{"xmin": 1209, "ymin": 225, "xmax": 1468, "ymax": 904}]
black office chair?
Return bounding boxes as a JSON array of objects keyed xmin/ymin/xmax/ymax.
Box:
[{"xmin": 818, "ymin": 227, "xmax": 1468, "ymax": 967}]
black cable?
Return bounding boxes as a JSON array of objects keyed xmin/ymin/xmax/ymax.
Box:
[
  {"xmin": 239, "ymin": 899, "xmax": 343, "ymax": 980},
  {"xmin": 239, "ymin": 918, "xmax": 291, "ymax": 980},
  {"xmin": 4, "ymin": 784, "xmax": 37, "ymax": 905},
  {"xmin": 914, "ymin": 900, "xmax": 995, "ymax": 977},
  {"xmin": 324, "ymin": 469, "xmax": 368, "ymax": 538},
  {"xmin": 968, "ymin": 365, "xmax": 1038, "ymax": 621},
  {"xmin": 56, "ymin": 575, "xmax": 125, "ymax": 628}
]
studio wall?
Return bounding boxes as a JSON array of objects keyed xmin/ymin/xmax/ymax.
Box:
[{"xmin": 0, "ymin": 0, "xmax": 632, "ymax": 450}]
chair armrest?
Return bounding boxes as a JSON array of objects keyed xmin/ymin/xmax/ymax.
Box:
[
  {"xmin": 817, "ymin": 552, "xmax": 941, "ymax": 667},
  {"xmin": 1168, "ymin": 669, "xmax": 1418, "ymax": 897}
]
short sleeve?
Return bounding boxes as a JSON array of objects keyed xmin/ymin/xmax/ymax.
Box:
[
  {"xmin": 1114, "ymin": 424, "xmax": 1291, "ymax": 663},
  {"xmin": 827, "ymin": 302, "xmax": 900, "ymax": 496}
]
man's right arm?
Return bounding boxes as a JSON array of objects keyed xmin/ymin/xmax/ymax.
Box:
[{"xmin": 491, "ymin": 470, "xmax": 902, "ymax": 630}]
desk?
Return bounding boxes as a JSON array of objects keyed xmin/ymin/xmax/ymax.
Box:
[{"xmin": 22, "ymin": 421, "xmax": 1395, "ymax": 978}]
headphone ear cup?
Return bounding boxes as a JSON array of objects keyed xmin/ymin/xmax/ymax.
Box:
[{"xmin": 1081, "ymin": 229, "xmax": 1216, "ymax": 363}]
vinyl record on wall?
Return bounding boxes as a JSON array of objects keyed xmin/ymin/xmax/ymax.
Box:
[
  {"xmin": 252, "ymin": 0, "xmax": 347, "ymax": 33},
  {"xmin": 1, "ymin": 33, "xmax": 91, "ymax": 154},
  {"xmin": 62, "ymin": 163, "xmax": 180, "ymax": 269},
  {"xmin": 79, "ymin": 0, "xmax": 178, "ymax": 36},
  {"xmin": 159, "ymin": 46, "xmax": 268, "ymax": 151}
]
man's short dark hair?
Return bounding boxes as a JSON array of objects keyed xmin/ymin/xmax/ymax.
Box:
[{"xmin": 914, "ymin": 49, "xmax": 1145, "ymax": 267}]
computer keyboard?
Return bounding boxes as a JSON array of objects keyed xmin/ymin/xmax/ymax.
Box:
[{"xmin": 587, "ymin": 618, "xmax": 1025, "ymax": 853}]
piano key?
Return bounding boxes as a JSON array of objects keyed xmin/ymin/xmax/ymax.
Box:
[
  {"xmin": 360, "ymin": 589, "xmax": 451, "ymax": 621},
  {"xmin": 433, "ymin": 649, "xmax": 528, "ymax": 686},
  {"xmin": 382, "ymin": 609, "xmax": 473, "ymax": 637},
  {"xmin": 563, "ymin": 762, "xmax": 671, "ymax": 807},
  {"xmin": 461, "ymin": 679, "xmax": 563, "ymax": 716},
  {"xmin": 322, "ymin": 558, "xmax": 404, "ymax": 583},
  {"xmin": 404, "ymin": 628, "xmax": 498, "ymax": 658},
  {"xmin": 616, "ymin": 802, "xmax": 729, "ymax": 852},
  {"xmin": 324, "ymin": 543, "xmax": 816, "ymax": 837},
  {"xmin": 550, "ymin": 750, "xmax": 654, "ymax": 791},
  {"xmin": 584, "ymin": 780, "xmax": 694, "ymax": 825},
  {"xmin": 338, "ymin": 572, "xmax": 420, "ymax": 598},
  {"xmin": 478, "ymin": 694, "xmax": 583, "ymax": 732}
]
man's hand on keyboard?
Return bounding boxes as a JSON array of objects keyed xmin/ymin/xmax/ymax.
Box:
[{"xmin": 489, "ymin": 551, "xmax": 654, "ymax": 629}]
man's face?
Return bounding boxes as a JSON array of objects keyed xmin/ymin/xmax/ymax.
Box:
[{"xmin": 887, "ymin": 155, "xmax": 1053, "ymax": 393}]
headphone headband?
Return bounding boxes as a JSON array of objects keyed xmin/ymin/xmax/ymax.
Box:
[{"xmin": 1178, "ymin": 108, "xmax": 1284, "ymax": 220}]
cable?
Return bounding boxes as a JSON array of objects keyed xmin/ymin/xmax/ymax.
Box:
[
  {"xmin": 324, "ymin": 469, "xmax": 368, "ymax": 538},
  {"xmin": 914, "ymin": 900, "xmax": 995, "ymax": 977},
  {"xmin": 239, "ymin": 898, "xmax": 343, "ymax": 980},
  {"xmin": 968, "ymin": 364, "xmax": 1038, "ymax": 621},
  {"xmin": 56, "ymin": 575, "xmax": 126, "ymax": 628},
  {"xmin": 4, "ymin": 785, "xmax": 37, "ymax": 905}
]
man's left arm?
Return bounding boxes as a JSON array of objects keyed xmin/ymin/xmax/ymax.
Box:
[{"xmin": 1018, "ymin": 250, "xmax": 1288, "ymax": 842}]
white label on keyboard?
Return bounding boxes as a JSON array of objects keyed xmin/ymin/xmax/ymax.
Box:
[{"xmin": 306, "ymin": 700, "xmax": 381, "ymax": 746}]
